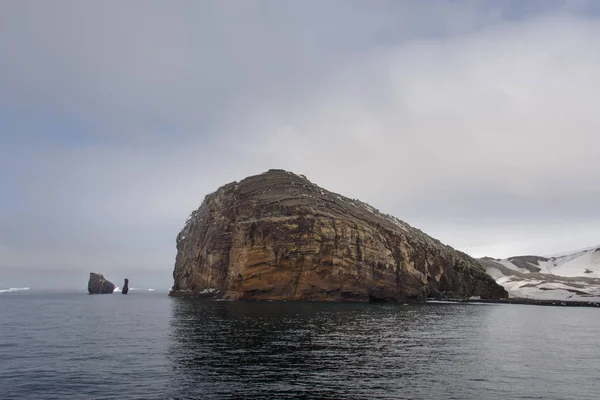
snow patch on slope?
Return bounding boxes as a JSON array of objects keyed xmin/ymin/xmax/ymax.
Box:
[
  {"xmin": 496, "ymin": 275, "xmax": 600, "ymax": 301},
  {"xmin": 541, "ymin": 248, "xmax": 600, "ymax": 278},
  {"xmin": 495, "ymin": 246, "xmax": 600, "ymax": 278},
  {"xmin": 480, "ymin": 245, "xmax": 600, "ymax": 301}
]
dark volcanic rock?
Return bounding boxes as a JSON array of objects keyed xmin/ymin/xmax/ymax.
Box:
[
  {"xmin": 506, "ymin": 255, "xmax": 548, "ymax": 273},
  {"xmin": 170, "ymin": 169, "xmax": 507, "ymax": 302},
  {"xmin": 122, "ymin": 278, "xmax": 129, "ymax": 294},
  {"xmin": 88, "ymin": 273, "xmax": 115, "ymax": 294},
  {"xmin": 478, "ymin": 258, "xmax": 523, "ymax": 277}
]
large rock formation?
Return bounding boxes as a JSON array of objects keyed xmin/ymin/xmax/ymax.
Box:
[
  {"xmin": 122, "ymin": 278, "xmax": 129, "ymax": 294},
  {"xmin": 170, "ymin": 170, "xmax": 507, "ymax": 302},
  {"xmin": 88, "ymin": 273, "xmax": 115, "ymax": 294}
]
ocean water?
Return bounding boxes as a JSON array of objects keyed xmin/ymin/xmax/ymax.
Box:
[{"xmin": 1, "ymin": 291, "xmax": 599, "ymax": 400}]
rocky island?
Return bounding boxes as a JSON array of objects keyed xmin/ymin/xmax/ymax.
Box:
[
  {"xmin": 170, "ymin": 170, "xmax": 507, "ymax": 302},
  {"xmin": 88, "ymin": 272, "xmax": 115, "ymax": 294}
]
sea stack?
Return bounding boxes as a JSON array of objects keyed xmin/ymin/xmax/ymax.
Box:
[
  {"xmin": 122, "ymin": 278, "xmax": 129, "ymax": 294},
  {"xmin": 170, "ymin": 169, "xmax": 508, "ymax": 302},
  {"xmin": 88, "ymin": 273, "xmax": 115, "ymax": 294}
]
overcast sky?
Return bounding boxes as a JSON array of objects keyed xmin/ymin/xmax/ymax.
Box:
[{"xmin": 2, "ymin": 0, "xmax": 600, "ymax": 290}]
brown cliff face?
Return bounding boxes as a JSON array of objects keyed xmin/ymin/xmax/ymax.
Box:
[{"xmin": 170, "ymin": 170, "xmax": 507, "ymax": 302}]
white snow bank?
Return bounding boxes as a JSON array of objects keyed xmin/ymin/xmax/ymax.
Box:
[
  {"xmin": 546, "ymin": 249, "xmax": 600, "ymax": 278},
  {"xmin": 484, "ymin": 245, "xmax": 600, "ymax": 301},
  {"xmin": 496, "ymin": 245, "xmax": 600, "ymax": 278}
]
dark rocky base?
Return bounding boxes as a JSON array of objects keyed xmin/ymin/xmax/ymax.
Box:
[
  {"xmin": 169, "ymin": 289, "xmax": 221, "ymax": 298},
  {"xmin": 168, "ymin": 290, "xmax": 600, "ymax": 307},
  {"xmin": 168, "ymin": 290, "xmax": 507, "ymax": 304}
]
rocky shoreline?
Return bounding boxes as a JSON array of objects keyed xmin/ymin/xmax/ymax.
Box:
[
  {"xmin": 435, "ymin": 298, "xmax": 600, "ymax": 308},
  {"xmin": 169, "ymin": 291, "xmax": 600, "ymax": 308}
]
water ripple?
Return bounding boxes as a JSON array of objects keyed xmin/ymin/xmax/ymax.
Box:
[{"xmin": 1, "ymin": 293, "xmax": 600, "ymax": 399}]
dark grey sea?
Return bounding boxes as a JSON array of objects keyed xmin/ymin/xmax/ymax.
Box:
[{"xmin": 1, "ymin": 290, "xmax": 599, "ymax": 399}]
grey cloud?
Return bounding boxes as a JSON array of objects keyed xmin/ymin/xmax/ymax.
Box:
[
  {"xmin": 1, "ymin": 1, "xmax": 599, "ymax": 289},
  {"xmin": 222, "ymin": 14, "xmax": 600, "ymax": 251},
  {"xmin": 0, "ymin": 0, "xmax": 529, "ymax": 136}
]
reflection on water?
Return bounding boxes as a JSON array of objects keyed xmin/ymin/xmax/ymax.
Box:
[{"xmin": 166, "ymin": 300, "xmax": 522, "ymax": 399}]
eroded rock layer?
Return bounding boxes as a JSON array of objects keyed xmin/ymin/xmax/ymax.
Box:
[{"xmin": 170, "ymin": 170, "xmax": 507, "ymax": 302}]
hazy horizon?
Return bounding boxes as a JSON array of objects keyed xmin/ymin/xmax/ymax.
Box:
[{"xmin": 2, "ymin": 0, "xmax": 600, "ymax": 290}]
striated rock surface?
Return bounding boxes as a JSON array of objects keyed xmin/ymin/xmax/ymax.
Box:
[
  {"xmin": 170, "ymin": 170, "xmax": 507, "ymax": 302},
  {"xmin": 88, "ymin": 273, "xmax": 115, "ymax": 294}
]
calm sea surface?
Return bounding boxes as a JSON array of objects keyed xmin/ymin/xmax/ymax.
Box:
[{"xmin": 1, "ymin": 291, "xmax": 599, "ymax": 399}]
